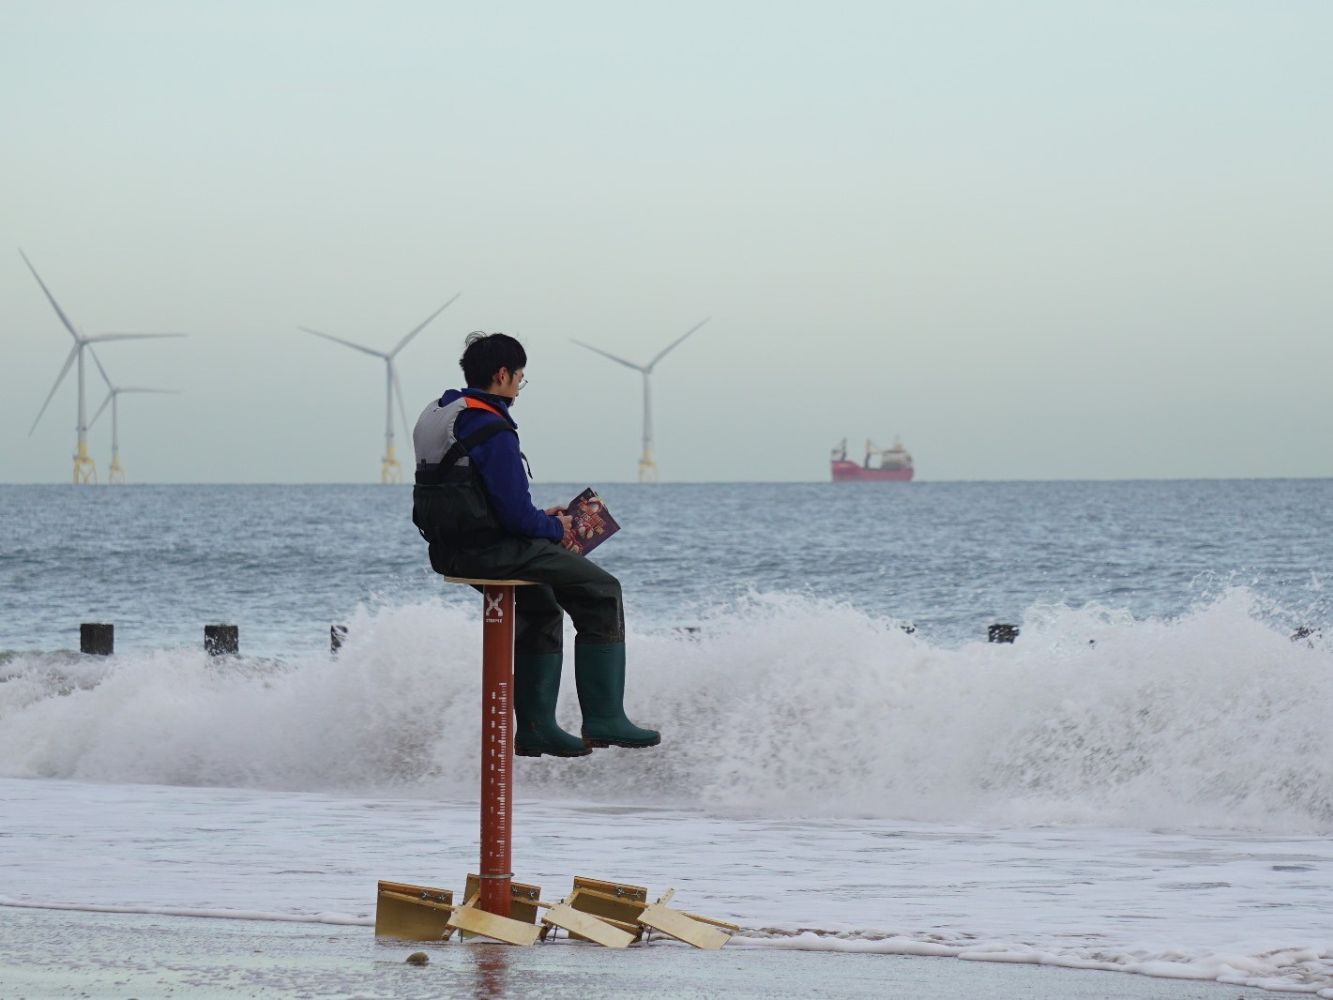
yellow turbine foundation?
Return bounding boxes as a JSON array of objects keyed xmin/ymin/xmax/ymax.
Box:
[
  {"xmin": 72, "ymin": 442, "xmax": 96, "ymax": 485},
  {"xmin": 638, "ymin": 450, "xmax": 657, "ymax": 483},
  {"xmin": 381, "ymin": 445, "xmax": 402, "ymax": 484}
]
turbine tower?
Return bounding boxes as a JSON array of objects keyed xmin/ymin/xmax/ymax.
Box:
[
  {"xmin": 300, "ymin": 293, "xmax": 460, "ymax": 483},
  {"xmin": 572, "ymin": 318, "xmax": 709, "ymax": 482},
  {"xmin": 22, "ymin": 250, "xmax": 187, "ymax": 484},
  {"xmin": 87, "ymin": 348, "xmax": 177, "ymax": 484}
]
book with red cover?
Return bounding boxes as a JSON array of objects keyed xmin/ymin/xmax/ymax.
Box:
[{"xmin": 565, "ymin": 488, "xmax": 619, "ymax": 555}]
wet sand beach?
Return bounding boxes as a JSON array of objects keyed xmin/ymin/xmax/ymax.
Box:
[{"xmin": 2, "ymin": 907, "xmax": 1255, "ymax": 1000}]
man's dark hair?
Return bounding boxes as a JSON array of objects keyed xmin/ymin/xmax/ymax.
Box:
[{"xmin": 460, "ymin": 332, "xmax": 527, "ymax": 388}]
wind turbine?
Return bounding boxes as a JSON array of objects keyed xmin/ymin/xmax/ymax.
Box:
[
  {"xmin": 87, "ymin": 348, "xmax": 177, "ymax": 484},
  {"xmin": 300, "ymin": 293, "xmax": 460, "ymax": 483},
  {"xmin": 22, "ymin": 250, "xmax": 187, "ymax": 484},
  {"xmin": 571, "ymin": 318, "xmax": 710, "ymax": 482}
]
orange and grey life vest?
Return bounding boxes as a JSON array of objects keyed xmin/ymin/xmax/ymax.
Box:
[
  {"xmin": 412, "ymin": 394, "xmax": 514, "ymax": 482},
  {"xmin": 411, "ymin": 394, "xmax": 515, "ymax": 555}
]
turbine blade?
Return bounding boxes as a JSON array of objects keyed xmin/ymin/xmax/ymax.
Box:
[
  {"xmin": 646, "ymin": 317, "xmax": 710, "ymax": 371},
  {"xmin": 390, "ymin": 292, "xmax": 461, "ymax": 357},
  {"xmin": 19, "ymin": 249, "xmax": 82, "ymax": 341},
  {"xmin": 90, "ymin": 332, "xmax": 188, "ymax": 341},
  {"xmin": 391, "ymin": 363, "xmax": 411, "ymax": 447},
  {"xmin": 29, "ymin": 345, "xmax": 79, "ymax": 434},
  {"xmin": 89, "ymin": 391, "xmax": 114, "ymax": 429},
  {"xmin": 299, "ymin": 327, "xmax": 386, "ymax": 358},
  {"xmin": 570, "ymin": 339, "xmax": 646, "ymax": 372},
  {"xmin": 88, "ymin": 344, "xmax": 114, "ymax": 389}
]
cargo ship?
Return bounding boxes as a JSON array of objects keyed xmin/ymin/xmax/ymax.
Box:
[{"xmin": 831, "ymin": 437, "xmax": 914, "ymax": 481}]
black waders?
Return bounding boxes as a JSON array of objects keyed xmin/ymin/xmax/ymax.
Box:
[
  {"xmin": 513, "ymin": 652, "xmax": 589, "ymax": 758},
  {"xmin": 575, "ymin": 642, "xmax": 662, "ymax": 749}
]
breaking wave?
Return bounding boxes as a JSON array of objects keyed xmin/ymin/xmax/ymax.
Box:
[{"xmin": 1, "ymin": 588, "xmax": 1329, "ymax": 834}]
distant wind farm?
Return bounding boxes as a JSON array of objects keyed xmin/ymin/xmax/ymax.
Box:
[
  {"xmin": 299, "ymin": 293, "xmax": 461, "ymax": 484},
  {"xmin": 572, "ymin": 319, "xmax": 710, "ymax": 482},
  {"xmin": 22, "ymin": 250, "xmax": 186, "ymax": 484},
  {"xmin": 86, "ymin": 347, "xmax": 177, "ymax": 484},
  {"xmin": 18, "ymin": 250, "xmax": 713, "ymax": 484}
]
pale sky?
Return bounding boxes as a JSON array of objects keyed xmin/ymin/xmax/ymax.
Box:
[{"xmin": 3, "ymin": 1, "xmax": 1330, "ymax": 483}]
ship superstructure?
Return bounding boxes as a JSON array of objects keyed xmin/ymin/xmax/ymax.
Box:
[{"xmin": 831, "ymin": 437, "xmax": 914, "ymax": 481}]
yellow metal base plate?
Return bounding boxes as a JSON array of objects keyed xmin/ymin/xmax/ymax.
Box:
[
  {"xmin": 542, "ymin": 902, "xmax": 634, "ymax": 948},
  {"xmin": 374, "ymin": 881, "xmax": 456, "ymax": 941},
  {"xmin": 638, "ymin": 902, "xmax": 732, "ymax": 950},
  {"xmin": 568, "ymin": 878, "xmax": 647, "ymax": 929},
  {"xmin": 447, "ymin": 904, "xmax": 542, "ymax": 946}
]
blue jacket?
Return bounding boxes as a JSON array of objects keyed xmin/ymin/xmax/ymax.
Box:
[{"xmin": 440, "ymin": 388, "xmax": 563, "ymax": 543}]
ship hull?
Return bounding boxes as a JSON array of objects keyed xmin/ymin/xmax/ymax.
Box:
[{"xmin": 831, "ymin": 460, "xmax": 913, "ymax": 482}]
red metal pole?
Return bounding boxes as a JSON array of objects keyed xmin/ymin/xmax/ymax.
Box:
[{"xmin": 479, "ymin": 583, "xmax": 514, "ymax": 917}]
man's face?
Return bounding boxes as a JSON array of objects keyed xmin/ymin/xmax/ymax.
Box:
[{"xmin": 494, "ymin": 366, "xmax": 525, "ymax": 402}]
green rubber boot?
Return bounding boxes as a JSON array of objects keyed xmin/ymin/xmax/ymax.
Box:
[
  {"xmin": 513, "ymin": 652, "xmax": 590, "ymax": 758},
  {"xmin": 575, "ymin": 643, "xmax": 661, "ymax": 749}
]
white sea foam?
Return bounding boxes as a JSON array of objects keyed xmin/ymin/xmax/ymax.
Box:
[{"xmin": 1, "ymin": 588, "xmax": 1329, "ymax": 834}]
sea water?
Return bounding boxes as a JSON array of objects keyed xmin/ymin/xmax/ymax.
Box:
[{"xmin": 1, "ymin": 481, "xmax": 1330, "ymax": 995}]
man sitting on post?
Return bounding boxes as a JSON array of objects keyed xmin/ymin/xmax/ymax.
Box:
[{"xmin": 411, "ymin": 331, "xmax": 660, "ymax": 758}]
